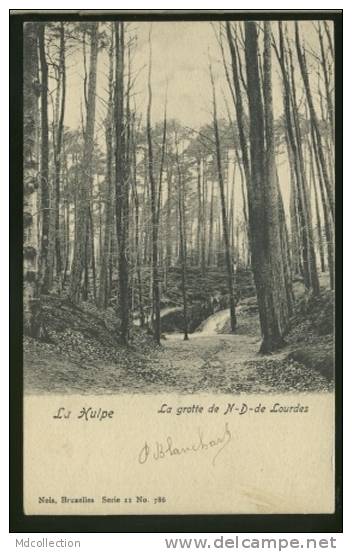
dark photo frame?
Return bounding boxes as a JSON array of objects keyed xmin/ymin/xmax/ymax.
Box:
[{"xmin": 10, "ymin": 9, "xmax": 342, "ymax": 533}]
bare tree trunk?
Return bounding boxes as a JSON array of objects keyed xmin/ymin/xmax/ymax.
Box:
[
  {"xmin": 82, "ymin": 223, "xmax": 89, "ymax": 301},
  {"xmin": 196, "ymin": 157, "xmax": 202, "ymax": 266},
  {"xmin": 318, "ymin": 21, "xmax": 334, "ymax": 146},
  {"xmin": 223, "ymin": 91, "xmax": 251, "ymax": 267},
  {"xmin": 244, "ymin": 21, "xmax": 289, "ymax": 352},
  {"xmin": 274, "ymin": 23, "xmax": 320, "ymax": 295},
  {"xmin": 156, "ymin": 95, "xmax": 167, "ymax": 293},
  {"xmin": 165, "ymin": 163, "xmax": 173, "ymax": 285},
  {"xmin": 38, "ymin": 24, "xmax": 50, "ymax": 294},
  {"xmin": 62, "ymin": 151, "xmax": 70, "ymax": 288},
  {"xmin": 147, "ymin": 27, "xmax": 161, "ymax": 345},
  {"xmin": 208, "ymin": 178, "xmax": 214, "ymax": 266},
  {"xmin": 131, "ymin": 124, "xmax": 145, "ymax": 328},
  {"xmin": 308, "ymin": 136, "xmax": 326, "ymax": 273},
  {"xmin": 157, "ymin": 95, "xmax": 167, "ymax": 224},
  {"xmin": 277, "ymin": 169, "xmax": 295, "ymax": 313},
  {"xmin": 23, "ymin": 23, "xmax": 42, "ymax": 336},
  {"xmin": 226, "ymin": 22, "xmax": 251, "ymax": 185},
  {"xmin": 295, "ymin": 22, "xmax": 334, "ymax": 223},
  {"xmin": 175, "ymin": 135, "xmax": 189, "ymax": 341},
  {"xmin": 228, "ymin": 163, "xmax": 235, "ymax": 261},
  {"xmin": 288, "ymin": 40, "xmax": 320, "ymax": 295},
  {"xmin": 210, "ymin": 64, "xmax": 237, "ymax": 331},
  {"xmin": 286, "ymin": 132, "xmax": 301, "ymax": 277},
  {"xmin": 311, "ymin": 124, "xmax": 335, "ymax": 289},
  {"xmin": 54, "ymin": 22, "xmax": 66, "ymax": 284},
  {"xmin": 263, "ymin": 21, "xmax": 292, "ymax": 341},
  {"xmin": 89, "ymin": 203, "xmax": 96, "ymax": 301},
  {"xmin": 98, "ymin": 27, "xmax": 114, "ymax": 309},
  {"xmin": 200, "ymin": 158, "xmax": 207, "ymax": 276},
  {"xmin": 69, "ymin": 23, "xmax": 98, "ymax": 303},
  {"xmin": 114, "ymin": 22, "xmax": 130, "ymax": 344}
]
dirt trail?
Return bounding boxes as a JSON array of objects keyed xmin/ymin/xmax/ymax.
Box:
[
  {"xmin": 146, "ymin": 305, "xmax": 331, "ymax": 395},
  {"xmin": 156, "ymin": 311, "xmax": 280, "ymax": 394},
  {"xmin": 195, "ymin": 308, "xmax": 235, "ymax": 336},
  {"xmin": 24, "ymin": 302, "xmax": 333, "ymax": 395}
]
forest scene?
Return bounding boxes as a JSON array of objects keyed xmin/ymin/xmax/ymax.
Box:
[{"xmin": 23, "ymin": 19, "xmax": 335, "ymax": 394}]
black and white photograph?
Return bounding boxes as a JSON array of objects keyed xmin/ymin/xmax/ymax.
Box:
[
  {"xmin": 23, "ymin": 18, "xmax": 335, "ymax": 396},
  {"xmin": 12, "ymin": 10, "xmax": 341, "ymax": 520}
]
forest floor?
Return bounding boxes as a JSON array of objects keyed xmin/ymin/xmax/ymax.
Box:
[{"xmin": 24, "ymin": 275, "xmax": 334, "ymax": 395}]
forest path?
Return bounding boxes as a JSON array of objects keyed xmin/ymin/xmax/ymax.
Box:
[
  {"xmin": 24, "ymin": 296, "xmax": 333, "ymax": 395},
  {"xmin": 157, "ymin": 332, "xmax": 268, "ymax": 394},
  {"xmin": 151, "ymin": 308, "xmax": 289, "ymax": 394},
  {"xmin": 195, "ymin": 308, "xmax": 236, "ymax": 336},
  {"xmin": 146, "ymin": 300, "xmax": 331, "ymax": 394}
]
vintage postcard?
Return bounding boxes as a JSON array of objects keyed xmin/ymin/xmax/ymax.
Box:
[{"xmin": 16, "ymin": 11, "xmax": 339, "ymax": 518}]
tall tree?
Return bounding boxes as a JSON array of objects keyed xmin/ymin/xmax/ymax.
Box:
[
  {"xmin": 53, "ymin": 22, "xmax": 66, "ymax": 283},
  {"xmin": 311, "ymin": 121, "xmax": 335, "ymax": 289},
  {"xmin": 210, "ymin": 64, "xmax": 237, "ymax": 332},
  {"xmin": 98, "ymin": 26, "xmax": 115, "ymax": 309},
  {"xmin": 308, "ymin": 134, "xmax": 326, "ymax": 273},
  {"xmin": 69, "ymin": 22, "xmax": 99, "ymax": 303},
  {"xmin": 38, "ymin": 24, "xmax": 50, "ymax": 294},
  {"xmin": 175, "ymin": 133, "xmax": 189, "ymax": 341},
  {"xmin": 317, "ymin": 21, "xmax": 334, "ymax": 146},
  {"xmin": 114, "ymin": 21, "xmax": 130, "ymax": 344},
  {"xmin": 263, "ymin": 24, "xmax": 294, "ymax": 314},
  {"xmin": 23, "ymin": 23, "xmax": 41, "ymax": 336},
  {"xmin": 295, "ymin": 22, "xmax": 334, "ymax": 223},
  {"xmin": 208, "ymin": 176, "xmax": 215, "ymax": 266},
  {"xmin": 273, "ymin": 22, "xmax": 320, "ymax": 295},
  {"xmin": 131, "ymin": 119, "xmax": 145, "ymax": 327},
  {"xmin": 225, "ymin": 22, "xmax": 251, "ymax": 186},
  {"xmin": 146, "ymin": 27, "xmax": 161, "ymax": 345},
  {"xmin": 164, "ymin": 160, "xmax": 173, "ymax": 286},
  {"xmin": 244, "ymin": 21, "xmax": 289, "ymax": 352}
]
